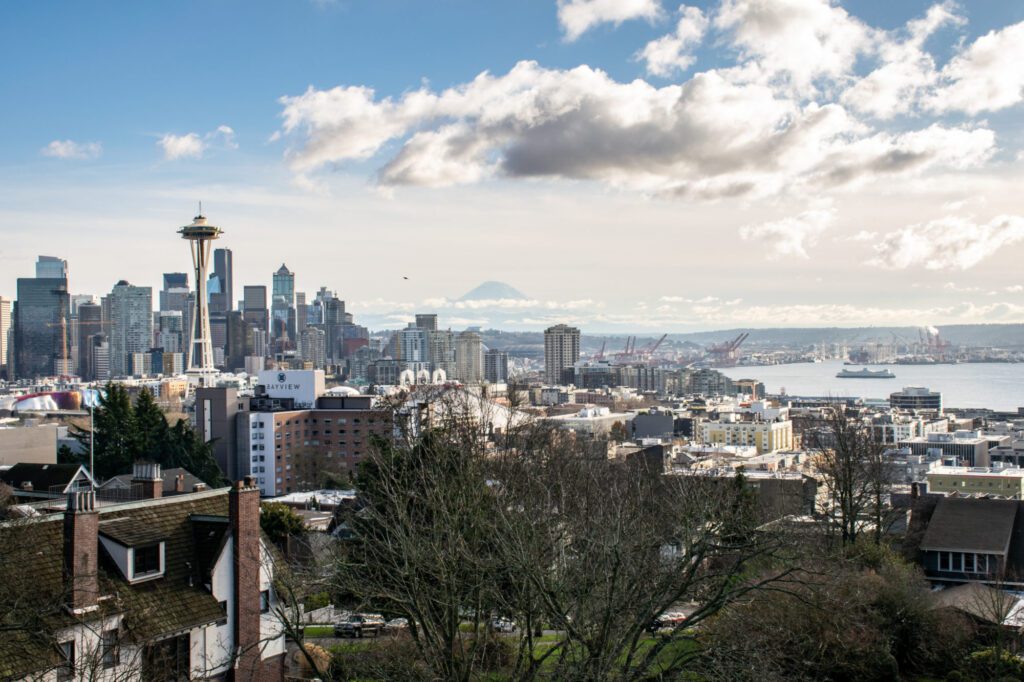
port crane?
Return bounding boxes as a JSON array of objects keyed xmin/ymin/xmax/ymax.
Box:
[{"xmin": 706, "ymin": 332, "xmax": 748, "ymax": 366}]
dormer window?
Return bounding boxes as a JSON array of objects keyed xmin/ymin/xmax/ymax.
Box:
[{"xmin": 130, "ymin": 543, "xmax": 165, "ymax": 581}]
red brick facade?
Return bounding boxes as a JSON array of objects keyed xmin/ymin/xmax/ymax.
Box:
[{"xmin": 230, "ymin": 477, "xmax": 270, "ymax": 680}]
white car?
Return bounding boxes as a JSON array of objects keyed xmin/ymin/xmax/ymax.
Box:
[{"xmin": 491, "ymin": 617, "xmax": 517, "ymax": 633}]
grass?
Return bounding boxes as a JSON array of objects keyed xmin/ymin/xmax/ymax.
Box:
[{"xmin": 302, "ymin": 625, "xmax": 335, "ymax": 638}]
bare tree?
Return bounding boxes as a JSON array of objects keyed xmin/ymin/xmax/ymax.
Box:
[{"xmin": 809, "ymin": 404, "xmax": 895, "ymax": 546}]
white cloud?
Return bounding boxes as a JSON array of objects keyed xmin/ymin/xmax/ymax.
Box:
[
  {"xmin": 842, "ymin": 230, "xmax": 876, "ymax": 242},
  {"xmin": 41, "ymin": 139, "xmax": 102, "ymax": 160},
  {"xmin": 929, "ymin": 21, "xmax": 1024, "ymax": 115},
  {"xmin": 869, "ymin": 215, "xmax": 1024, "ymax": 270},
  {"xmin": 739, "ymin": 208, "xmax": 835, "ymax": 258},
  {"xmin": 557, "ymin": 0, "xmax": 662, "ymax": 41},
  {"xmin": 1006, "ymin": 285, "xmax": 1024, "ymax": 293},
  {"xmin": 714, "ymin": 0, "xmax": 874, "ymax": 96},
  {"xmin": 277, "ymin": 63, "xmax": 994, "ymax": 196},
  {"xmin": 659, "ymin": 295, "xmax": 689, "ymax": 303},
  {"xmin": 158, "ymin": 125, "xmax": 237, "ymax": 160},
  {"xmin": 158, "ymin": 133, "xmax": 205, "ymax": 160},
  {"xmin": 638, "ymin": 5, "xmax": 708, "ymax": 77},
  {"xmin": 841, "ymin": 2, "xmax": 964, "ymax": 119}
]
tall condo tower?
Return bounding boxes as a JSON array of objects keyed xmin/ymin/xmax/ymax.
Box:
[{"xmin": 179, "ymin": 210, "xmax": 223, "ymax": 381}]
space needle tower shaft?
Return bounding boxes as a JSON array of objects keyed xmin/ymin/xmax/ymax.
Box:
[{"xmin": 178, "ymin": 208, "xmax": 223, "ymax": 381}]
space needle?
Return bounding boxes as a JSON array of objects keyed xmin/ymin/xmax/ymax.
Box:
[{"xmin": 178, "ymin": 206, "xmax": 222, "ymax": 384}]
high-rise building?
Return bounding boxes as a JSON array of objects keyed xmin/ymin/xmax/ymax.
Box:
[
  {"xmin": 108, "ymin": 281, "xmax": 153, "ymax": 377},
  {"xmin": 225, "ymin": 310, "xmax": 248, "ymax": 371},
  {"xmin": 0, "ymin": 297, "xmax": 10, "ymax": 378},
  {"xmin": 91, "ymin": 335, "xmax": 110, "ymax": 381},
  {"xmin": 77, "ymin": 302, "xmax": 103, "ymax": 379},
  {"xmin": 415, "ymin": 314, "xmax": 438, "ymax": 332},
  {"xmin": 324, "ymin": 295, "xmax": 345, "ymax": 361},
  {"xmin": 397, "ymin": 324, "xmax": 428, "ymax": 364},
  {"xmin": 212, "ymin": 248, "xmax": 233, "ymax": 313},
  {"xmin": 157, "ymin": 310, "xmax": 185, "ymax": 353},
  {"xmin": 455, "ymin": 331, "xmax": 484, "ymax": 383},
  {"xmin": 179, "ymin": 211, "xmax": 222, "ymax": 379},
  {"xmin": 300, "ymin": 327, "xmax": 327, "ymax": 369},
  {"xmin": 484, "ymin": 349, "xmax": 509, "ymax": 384},
  {"xmin": 35, "ymin": 255, "xmax": 68, "ymax": 279},
  {"xmin": 242, "ymin": 285, "xmax": 268, "ymax": 336},
  {"xmin": 271, "ymin": 264, "xmax": 295, "ymax": 344},
  {"xmin": 544, "ymin": 324, "xmax": 580, "ymax": 385},
  {"xmin": 428, "ymin": 329, "xmax": 455, "ymax": 378},
  {"xmin": 13, "ymin": 256, "xmax": 71, "ymax": 379}
]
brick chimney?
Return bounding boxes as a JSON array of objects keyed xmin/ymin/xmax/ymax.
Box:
[
  {"xmin": 229, "ymin": 476, "xmax": 262, "ymax": 679},
  {"xmin": 175, "ymin": 473, "xmax": 185, "ymax": 494},
  {"xmin": 132, "ymin": 462, "xmax": 162, "ymax": 499},
  {"xmin": 63, "ymin": 490, "xmax": 99, "ymax": 613}
]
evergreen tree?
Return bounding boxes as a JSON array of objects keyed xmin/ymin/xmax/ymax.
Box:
[
  {"xmin": 134, "ymin": 388, "xmax": 169, "ymax": 463},
  {"xmin": 71, "ymin": 383, "xmax": 224, "ymax": 486},
  {"xmin": 72, "ymin": 383, "xmax": 137, "ymax": 479}
]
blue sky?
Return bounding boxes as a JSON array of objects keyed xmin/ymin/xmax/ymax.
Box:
[{"xmin": 2, "ymin": 1, "xmax": 1024, "ymax": 331}]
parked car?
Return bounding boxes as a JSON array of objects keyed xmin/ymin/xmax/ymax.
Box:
[
  {"xmin": 334, "ymin": 613, "xmax": 386, "ymax": 638},
  {"xmin": 647, "ymin": 612, "xmax": 687, "ymax": 632},
  {"xmin": 491, "ymin": 617, "xmax": 517, "ymax": 633},
  {"xmin": 385, "ymin": 617, "xmax": 409, "ymax": 631}
]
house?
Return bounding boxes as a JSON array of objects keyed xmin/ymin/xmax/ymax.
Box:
[
  {"xmin": 97, "ymin": 466, "xmax": 205, "ymax": 497},
  {"xmin": 0, "ymin": 463, "xmax": 286, "ymax": 681},
  {"xmin": 917, "ymin": 497, "xmax": 1024, "ymax": 586},
  {"xmin": 0, "ymin": 462, "xmax": 95, "ymax": 500}
]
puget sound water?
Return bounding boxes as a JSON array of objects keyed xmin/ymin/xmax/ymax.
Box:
[{"xmin": 720, "ymin": 360, "xmax": 1024, "ymax": 412}]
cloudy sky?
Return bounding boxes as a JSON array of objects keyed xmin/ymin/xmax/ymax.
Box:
[{"xmin": 2, "ymin": 0, "xmax": 1024, "ymax": 332}]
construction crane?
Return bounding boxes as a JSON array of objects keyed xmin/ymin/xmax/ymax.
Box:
[
  {"xmin": 706, "ymin": 332, "xmax": 748, "ymax": 367},
  {"xmin": 594, "ymin": 339, "xmax": 606, "ymax": 361}
]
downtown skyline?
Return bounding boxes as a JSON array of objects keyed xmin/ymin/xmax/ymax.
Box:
[{"xmin": 3, "ymin": 0, "xmax": 1024, "ymax": 333}]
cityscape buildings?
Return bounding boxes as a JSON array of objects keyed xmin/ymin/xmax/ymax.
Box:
[
  {"xmin": 0, "ymin": 296, "xmax": 10, "ymax": 378},
  {"xmin": 13, "ymin": 256, "xmax": 71, "ymax": 379},
  {"xmin": 544, "ymin": 324, "xmax": 580, "ymax": 385},
  {"xmin": 106, "ymin": 281, "xmax": 153, "ymax": 378}
]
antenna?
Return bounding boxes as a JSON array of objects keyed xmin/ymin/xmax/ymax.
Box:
[{"xmin": 198, "ymin": 200, "xmax": 203, "ymax": 217}]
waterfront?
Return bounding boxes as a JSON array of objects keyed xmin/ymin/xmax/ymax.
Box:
[{"xmin": 721, "ymin": 360, "xmax": 1024, "ymax": 411}]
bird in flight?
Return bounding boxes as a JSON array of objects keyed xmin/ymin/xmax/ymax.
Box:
[{"xmin": 403, "ymin": 276, "xmax": 409, "ymax": 280}]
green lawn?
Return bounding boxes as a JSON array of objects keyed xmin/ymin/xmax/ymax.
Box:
[{"xmin": 302, "ymin": 625, "xmax": 335, "ymax": 638}]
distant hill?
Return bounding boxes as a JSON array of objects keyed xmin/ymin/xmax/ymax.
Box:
[{"xmin": 458, "ymin": 281, "xmax": 528, "ymax": 301}]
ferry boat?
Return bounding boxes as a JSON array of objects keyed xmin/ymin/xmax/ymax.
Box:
[{"xmin": 836, "ymin": 368, "xmax": 896, "ymax": 379}]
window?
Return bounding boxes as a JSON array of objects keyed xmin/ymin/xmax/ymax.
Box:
[
  {"xmin": 102, "ymin": 629, "xmax": 119, "ymax": 668},
  {"xmin": 963, "ymin": 553, "xmax": 976, "ymax": 572},
  {"xmin": 133, "ymin": 544, "xmax": 161, "ymax": 578},
  {"xmin": 57, "ymin": 641, "xmax": 74, "ymax": 682},
  {"xmin": 260, "ymin": 590, "xmax": 270, "ymax": 613},
  {"xmin": 938, "ymin": 552, "xmax": 952, "ymax": 571}
]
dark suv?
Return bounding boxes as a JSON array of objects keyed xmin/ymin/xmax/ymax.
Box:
[{"xmin": 334, "ymin": 614, "xmax": 385, "ymax": 638}]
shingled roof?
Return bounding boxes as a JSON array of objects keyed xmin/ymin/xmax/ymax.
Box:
[
  {"xmin": 0, "ymin": 489, "xmax": 234, "ymax": 680},
  {"xmin": 921, "ymin": 497, "xmax": 1019, "ymax": 554}
]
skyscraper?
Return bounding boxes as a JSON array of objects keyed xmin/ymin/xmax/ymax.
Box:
[
  {"xmin": 484, "ymin": 349, "xmax": 509, "ymax": 384},
  {"xmin": 544, "ymin": 324, "xmax": 580, "ymax": 385},
  {"xmin": 242, "ymin": 285, "xmax": 268, "ymax": 333},
  {"xmin": 77, "ymin": 302, "xmax": 102, "ymax": 379},
  {"xmin": 271, "ymin": 264, "xmax": 295, "ymax": 343},
  {"xmin": 35, "ymin": 255, "xmax": 68, "ymax": 279},
  {"xmin": 13, "ymin": 256, "xmax": 71, "ymax": 379},
  {"xmin": 0, "ymin": 297, "xmax": 10, "ymax": 379},
  {"xmin": 179, "ymin": 211, "xmax": 222, "ymax": 378},
  {"xmin": 455, "ymin": 331, "xmax": 483, "ymax": 383},
  {"xmin": 212, "ymin": 248, "xmax": 233, "ymax": 313},
  {"xmin": 108, "ymin": 281, "xmax": 153, "ymax": 377},
  {"xmin": 415, "ymin": 314, "xmax": 438, "ymax": 332}
]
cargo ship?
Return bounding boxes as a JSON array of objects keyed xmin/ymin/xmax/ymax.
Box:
[{"xmin": 836, "ymin": 368, "xmax": 896, "ymax": 379}]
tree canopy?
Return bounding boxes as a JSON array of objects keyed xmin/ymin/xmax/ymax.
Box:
[{"xmin": 71, "ymin": 384, "xmax": 223, "ymax": 485}]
